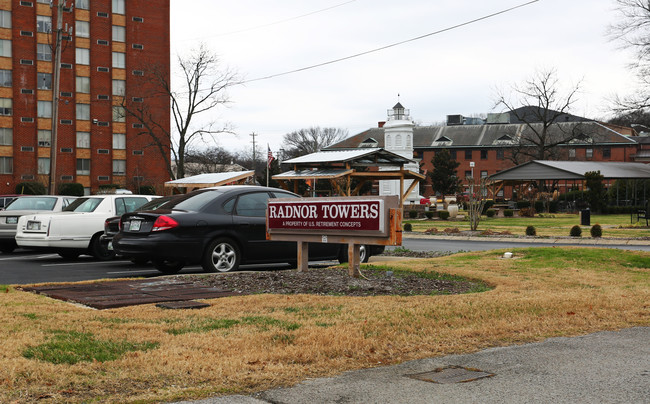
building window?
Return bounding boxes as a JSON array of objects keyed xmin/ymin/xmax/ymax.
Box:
[
  {"xmin": 0, "ymin": 39, "xmax": 11, "ymax": 57},
  {"xmin": 586, "ymin": 148, "xmax": 593, "ymax": 159},
  {"xmin": 0, "ymin": 157, "xmax": 12, "ymax": 174},
  {"xmin": 112, "ymin": 159, "xmax": 126, "ymax": 175},
  {"xmin": 0, "ymin": 10, "xmax": 11, "ymax": 28},
  {"xmin": 20, "ymin": 59, "xmax": 33, "ymax": 65},
  {"xmin": 0, "ymin": 128, "xmax": 12, "ymax": 145},
  {"xmin": 132, "ymin": 70, "xmax": 144, "ymax": 76},
  {"xmin": 480, "ymin": 170, "xmax": 488, "ymax": 179},
  {"xmin": 112, "ymin": 25, "xmax": 125, "ymax": 42},
  {"xmin": 464, "ymin": 170, "xmax": 471, "ymax": 179},
  {"xmin": 37, "ymin": 101, "xmax": 52, "ymax": 118},
  {"xmin": 76, "ymin": 0, "xmax": 89, "ymax": 9},
  {"xmin": 20, "ymin": 31, "xmax": 33, "ymax": 37},
  {"xmin": 76, "ymin": 76, "xmax": 90, "ymax": 93},
  {"xmin": 37, "ymin": 43, "xmax": 51, "ymax": 61},
  {"xmin": 76, "ymin": 159, "xmax": 90, "ymax": 175},
  {"xmin": 37, "ymin": 129, "xmax": 50, "ymax": 146},
  {"xmin": 569, "ymin": 148, "xmax": 576, "ymax": 159},
  {"xmin": 602, "ymin": 148, "xmax": 611, "ymax": 159},
  {"xmin": 21, "ymin": 117, "xmax": 34, "ymax": 123},
  {"xmin": 37, "ymin": 72, "xmax": 52, "ymax": 90},
  {"xmin": 76, "ymin": 131, "xmax": 90, "ymax": 148},
  {"xmin": 36, "ymin": 15, "xmax": 51, "ymax": 33},
  {"xmin": 112, "ymin": 105, "xmax": 125, "ymax": 122},
  {"xmin": 0, "ymin": 98, "xmax": 12, "ymax": 115},
  {"xmin": 496, "ymin": 149, "xmax": 504, "ymax": 160},
  {"xmin": 76, "ymin": 48, "xmax": 90, "ymax": 65},
  {"xmin": 112, "ymin": 52, "xmax": 125, "ymax": 69},
  {"xmin": 464, "ymin": 150, "xmax": 472, "ymax": 160},
  {"xmin": 0, "ymin": 69, "xmax": 11, "ymax": 87},
  {"xmin": 480, "ymin": 149, "xmax": 488, "ymax": 160},
  {"xmin": 112, "ymin": 133, "xmax": 126, "ymax": 149},
  {"xmin": 112, "ymin": 0, "xmax": 125, "ymax": 14},
  {"xmin": 38, "ymin": 157, "xmax": 50, "ymax": 174},
  {"xmin": 97, "ymin": 66, "xmax": 109, "ymax": 72},
  {"xmin": 75, "ymin": 20, "xmax": 89, "ymax": 38},
  {"xmin": 76, "ymin": 103, "xmax": 90, "ymax": 120},
  {"xmin": 449, "ymin": 150, "xmax": 456, "ymax": 160}
]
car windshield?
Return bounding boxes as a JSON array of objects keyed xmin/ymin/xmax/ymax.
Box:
[
  {"xmin": 167, "ymin": 190, "xmax": 223, "ymax": 211},
  {"xmin": 62, "ymin": 197, "xmax": 104, "ymax": 212},
  {"xmin": 5, "ymin": 197, "xmax": 57, "ymax": 211},
  {"xmin": 136, "ymin": 196, "xmax": 175, "ymax": 211}
]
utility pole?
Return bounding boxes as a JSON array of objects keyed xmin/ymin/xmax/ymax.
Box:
[
  {"xmin": 250, "ymin": 132, "xmax": 257, "ymax": 175},
  {"xmin": 48, "ymin": 1, "xmax": 72, "ymax": 195}
]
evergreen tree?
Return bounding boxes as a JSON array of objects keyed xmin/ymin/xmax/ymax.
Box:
[{"xmin": 428, "ymin": 149, "xmax": 461, "ymax": 201}]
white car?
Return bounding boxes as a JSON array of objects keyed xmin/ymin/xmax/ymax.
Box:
[
  {"xmin": 0, "ymin": 195, "xmax": 77, "ymax": 253},
  {"xmin": 16, "ymin": 194, "xmax": 157, "ymax": 260}
]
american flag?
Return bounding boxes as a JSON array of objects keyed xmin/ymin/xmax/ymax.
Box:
[{"xmin": 267, "ymin": 145, "xmax": 274, "ymax": 168}]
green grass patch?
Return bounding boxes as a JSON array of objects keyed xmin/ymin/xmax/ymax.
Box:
[
  {"xmin": 241, "ymin": 316, "xmax": 301, "ymax": 332},
  {"xmin": 166, "ymin": 318, "xmax": 240, "ymax": 335},
  {"xmin": 0, "ymin": 285, "xmax": 10, "ymax": 293},
  {"xmin": 22, "ymin": 330, "xmax": 159, "ymax": 365},
  {"xmin": 20, "ymin": 313, "xmax": 38, "ymax": 320}
]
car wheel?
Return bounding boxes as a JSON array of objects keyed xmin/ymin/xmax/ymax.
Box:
[
  {"xmin": 338, "ymin": 245, "xmax": 369, "ymax": 264},
  {"xmin": 202, "ymin": 238, "xmax": 241, "ymax": 272},
  {"xmin": 90, "ymin": 235, "xmax": 115, "ymax": 261},
  {"xmin": 0, "ymin": 241, "xmax": 16, "ymax": 253},
  {"xmin": 152, "ymin": 259, "xmax": 185, "ymax": 274},
  {"xmin": 58, "ymin": 251, "xmax": 80, "ymax": 259}
]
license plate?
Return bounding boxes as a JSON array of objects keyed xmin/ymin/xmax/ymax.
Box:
[
  {"xmin": 129, "ymin": 220, "xmax": 141, "ymax": 231},
  {"xmin": 107, "ymin": 241, "xmax": 113, "ymax": 251},
  {"xmin": 26, "ymin": 221, "xmax": 41, "ymax": 230},
  {"xmin": 6, "ymin": 217, "xmax": 17, "ymax": 224}
]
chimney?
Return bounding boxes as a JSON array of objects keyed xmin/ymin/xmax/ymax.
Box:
[{"xmin": 378, "ymin": 121, "xmax": 386, "ymax": 128}]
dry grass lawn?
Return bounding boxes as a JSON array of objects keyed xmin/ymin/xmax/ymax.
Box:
[{"xmin": 1, "ymin": 247, "xmax": 648, "ymax": 403}]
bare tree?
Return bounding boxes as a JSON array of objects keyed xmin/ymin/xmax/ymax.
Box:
[
  {"xmin": 494, "ymin": 69, "xmax": 584, "ymax": 163},
  {"xmin": 121, "ymin": 45, "xmax": 239, "ymax": 180},
  {"xmin": 609, "ymin": 0, "xmax": 650, "ymax": 111},
  {"xmin": 282, "ymin": 127, "xmax": 349, "ymax": 158}
]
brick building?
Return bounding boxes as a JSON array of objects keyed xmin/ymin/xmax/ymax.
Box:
[
  {"xmin": 0, "ymin": 0, "xmax": 170, "ymax": 195},
  {"xmin": 326, "ymin": 104, "xmax": 643, "ymax": 200}
]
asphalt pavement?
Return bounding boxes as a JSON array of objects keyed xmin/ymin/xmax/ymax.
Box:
[{"xmin": 175, "ymin": 327, "xmax": 649, "ymax": 404}]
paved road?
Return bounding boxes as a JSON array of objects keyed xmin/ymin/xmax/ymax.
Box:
[
  {"xmin": 3, "ymin": 236, "xmax": 649, "ymax": 284},
  {"xmin": 176, "ymin": 327, "xmax": 650, "ymax": 404}
]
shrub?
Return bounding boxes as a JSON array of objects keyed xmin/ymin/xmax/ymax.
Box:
[
  {"xmin": 486, "ymin": 209, "xmax": 496, "ymax": 218},
  {"xmin": 58, "ymin": 183, "xmax": 84, "ymax": 196},
  {"xmin": 590, "ymin": 224, "xmax": 603, "ymax": 238},
  {"xmin": 516, "ymin": 200, "xmax": 531, "ymax": 209},
  {"xmin": 534, "ymin": 200, "xmax": 544, "ymax": 212},
  {"xmin": 408, "ymin": 210, "xmax": 418, "ymax": 219},
  {"xmin": 525, "ymin": 225, "xmax": 536, "ymax": 236},
  {"xmin": 570, "ymin": 225, "xmax": 582, "ymax": 237},
  {"xmin": 138, "ymin": 185, "xmax": 156, "ymax": 195},
  {"xmin": 481, "ymin": 200, "xmax": 495, "ymax": 214},
  {"xmin": 503, "ymin": 209, "xmax": 514, "ymax": 217},
  {"xmin": 15, "ymin": 182, "xmax": 46, "ymax": 195},
  {"xmin": 519, "ymin": 207, "xmax": 536, "ymax": 217},
  {"xmin": 403, "ymin": 223, "xmax": 412, "ymax": 232},
  {"xmin": 548, "ymin": 200, "xmax": 559, "ymax": 213},
  {"xmin": 438, "ymin": 210, "xmax": 450, "ymax": 220},
  {"xmin": 425, "ymin": 211, "xmax": 434, "ymax": 219}
]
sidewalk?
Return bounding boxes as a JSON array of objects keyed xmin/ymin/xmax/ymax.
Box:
[
  {"xmin": 175, "ymin": 327, "xmax": 649, "ymax": 404},
  {"xmin": 406, "ymin": 233, "xmax": 650, "ymax": 246}
]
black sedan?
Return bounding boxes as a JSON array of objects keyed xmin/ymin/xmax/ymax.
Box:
[{"xmin": 113, "ymin": 186, "xmax": 381, "ymax": 274}]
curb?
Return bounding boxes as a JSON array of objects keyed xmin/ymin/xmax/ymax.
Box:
[{"xmin": 402, "ymin": 233, "xmax": 650, "ymax": 246}]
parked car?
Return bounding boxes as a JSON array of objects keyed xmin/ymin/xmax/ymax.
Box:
[
  {"xmin": 15, "ymin": 194, "xmax": 158, "ymax": 260},
  {"xmin": 101, "ymin": 194, "xmax": 180, "ymax": 258},
  {"xmin": 0, "ymin": 194, "xmax": 19, "ymax": 210},
  {"xmin": 113, "ymin": 186, "xmax": 383, "ymax": 274},
  {"xmin": 0, "ymin": 195, "xmax": 77, "ymax": 253}
]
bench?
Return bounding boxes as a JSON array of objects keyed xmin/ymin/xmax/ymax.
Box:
[{"xmin": 636, "ymin": 201, "xmax": 649, "ymax": 226}]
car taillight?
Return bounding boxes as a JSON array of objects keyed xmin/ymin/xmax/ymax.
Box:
[
  {"xmin": 152, "ymin": 215, "xmax": 178, "ymax": 232},
  {"xmin": 118, "ymin": 218, "xmax": 123, "ymax": 231}
]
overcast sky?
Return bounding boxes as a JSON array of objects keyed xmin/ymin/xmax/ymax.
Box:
[{"xmin": 170, "ymin": 0, "xmax": 639, "ymax": 155}]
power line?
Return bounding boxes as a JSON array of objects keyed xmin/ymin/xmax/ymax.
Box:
[
  {"xmin": 239, "ymin": 0, "xmax": 540, "ymax": 85},
  {"xmin": 179, "ymin": 0, "xmax": 358, "ymax": 42}
]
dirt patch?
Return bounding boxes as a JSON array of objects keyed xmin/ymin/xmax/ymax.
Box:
[{"xmin": 184, "ymin": 266, "xmax": 487, "ymax": 297}]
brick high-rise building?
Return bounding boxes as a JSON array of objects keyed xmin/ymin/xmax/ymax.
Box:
[{"xmin": 0, "ymin": 0, "xmax": 170, "ymax": 195}]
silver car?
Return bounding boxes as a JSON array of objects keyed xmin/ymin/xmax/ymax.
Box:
[{"xmin": 0, "ymin": 195, "xmax": 77, "ymax": 253}]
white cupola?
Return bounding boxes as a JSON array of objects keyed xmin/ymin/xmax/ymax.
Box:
[{"xmin": 383, "ymin": 102, "xmax": 414, "ymax": 160}]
